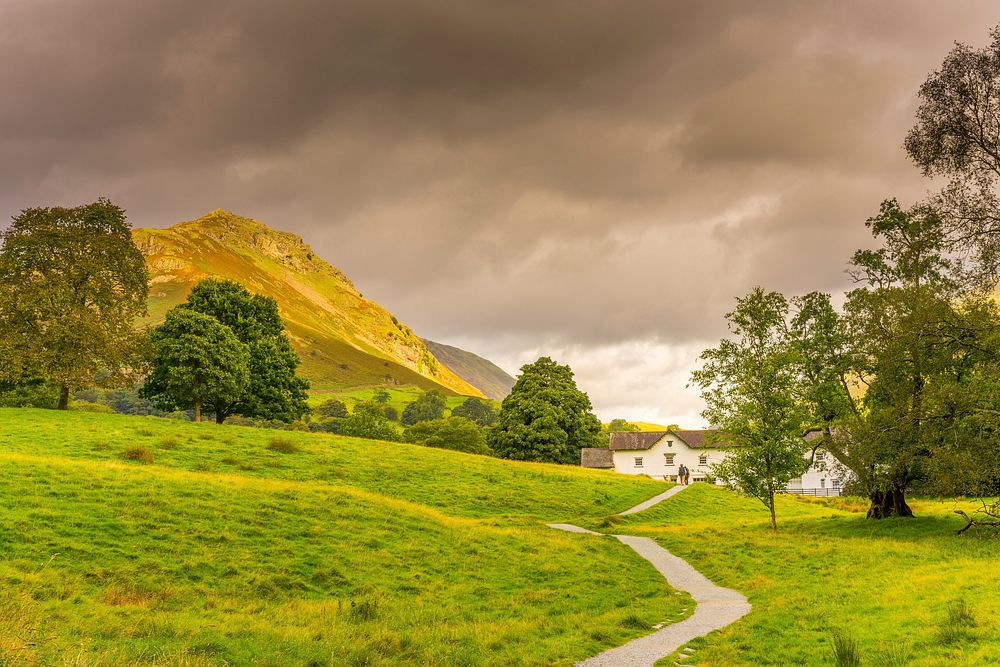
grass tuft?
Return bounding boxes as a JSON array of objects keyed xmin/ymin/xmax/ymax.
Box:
[
  {"xmin": 348, "ymin": 596, "xmax": 380, "ymax": 622},
  {"xmin": 121, "ymin": 447, "xmax": 154, "ymax": 464},
  {"xmin": 158, "ymin": 435, "xmax": 181, "ymax": 449},
  {"xmin": 936, "ymin": 598, "xmax": 977, "ymax": 645},
  {"xmin": 830, "ymin": 629, "xmax": 861, "ymax": 667},
  {"xmin": 267, "ymin": 436, "xmax": 299, "ymax": 454}
]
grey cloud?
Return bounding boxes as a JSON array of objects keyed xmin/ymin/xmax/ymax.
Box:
[{"xmin": 1, "ymin": 0, "xmax": 998, "ymax": 357}]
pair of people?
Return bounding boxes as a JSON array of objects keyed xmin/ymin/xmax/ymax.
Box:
[{"xmin": 677, "ymin": 464, "xmax": 690, "ymax": 485}]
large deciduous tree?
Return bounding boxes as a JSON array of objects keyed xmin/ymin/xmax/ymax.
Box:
[
  {"xmin": 0, "ymin": 200, "xmax": 148, "ymax": 409},
  {"xmin": 182, "ymin": 279, "xmax": 309, "ymax": 423},
  {"xmin": 691, "ymin": 288, "xmax": 810, "ymax": 531},
  {"xmin": 488, "ymin": 357, "xmax": 601, "ymax": 464},
  {"xmin": 140, "ymin": 308, "xmax": 250, "ymax": 422}
]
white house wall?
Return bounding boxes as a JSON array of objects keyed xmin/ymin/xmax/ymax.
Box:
[
  {"xmin": 610, "ymin": 433, "xmax": 725, "ymax": 483},
  {"xmin": 610, "ymin": 431, "xmax": 847, "ymax": 493}
]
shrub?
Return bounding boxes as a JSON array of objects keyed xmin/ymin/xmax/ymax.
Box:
[
  {"xmin": 316, "ymin": 399, "xmax": 348, "ymax": 418},
  {"xmin": 382, "ymin": 405, "xmax": 398, "ymax": 421},
  {"xmin": 121, "ymin": 447, "xmax": 154, "ymax": 464},
  {"xmin": 267, "ymin": 436, "xmax": 299, "ymax": 454},
  {"xmin": 403, "ymin": 417, "xmax": 490, "ymax": 455},
  {"xmin": 71, "ymin": 401, "xmax": 115, "ymax": 413}
]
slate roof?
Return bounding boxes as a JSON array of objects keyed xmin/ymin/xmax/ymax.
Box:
[
  {"xmin": 580, "ymin": 448, "xmax": 614, "ymax": 468},
  {"xmin": 608, "ymin": 431, "xmax": 667, "ymax": 451},
  {"xmin": 608, "ymin": 429, "xmax": 735, "ymax": 451}
]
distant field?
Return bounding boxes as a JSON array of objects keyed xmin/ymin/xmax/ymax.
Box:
[
  {"xmin": 0, "ymin": 409, "xmax": 683, "ymax": 666},
  {"xmin": 579, "ymin": 484, "xmax": 1000, "ymax": 666},
  {"xmin": 309, "ymin": 385, "xmax": 492, "ymax": 418}
]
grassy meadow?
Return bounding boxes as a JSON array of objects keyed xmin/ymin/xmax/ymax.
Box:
[
  {"xmin": 0, "ymin": 408, "xmax": 687, "ymax": 666},
  {"xmin": 576, "ymin": 484, "xmax": 1000, "ymax": 667}
]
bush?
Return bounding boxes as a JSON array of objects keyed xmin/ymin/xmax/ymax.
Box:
[
  {"xmin": 71, "ymin": 401, "xmax": 115, "ymax": 413},
  {"xmin": 340, "ymin": 402, "xmax": 400, "ymax": 442},
  {"xmin": 121, "ymin": 447, "xmax": 154, "ymax": 464},
  {"xmin": 382, "ymin": 405, "xmax": 398, "ymax": 421},
  {"xmin": 267, "ymin": 436, "xmax": 299, "ymax": 454},
  {"xmin": 403, "ymin": 417, "xmax": 490, "ymax": 455},
  {"xmin": 316, "ymin": 399, "xmax": 348, "ymax": 419}
]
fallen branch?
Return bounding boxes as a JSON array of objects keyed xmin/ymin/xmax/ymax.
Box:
[{"xmin": 954, "ymin": 510, "xmax": 1000, "ymax": 535}]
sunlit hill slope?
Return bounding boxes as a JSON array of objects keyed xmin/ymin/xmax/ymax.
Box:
[{"xmin": 133, "ymin": 210, "xmax": 484, "ymax": 396}]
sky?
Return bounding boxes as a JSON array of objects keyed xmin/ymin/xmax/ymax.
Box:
[{"xmin": 1, "ymin": 1, "xmax": 997, "ymax": 426}]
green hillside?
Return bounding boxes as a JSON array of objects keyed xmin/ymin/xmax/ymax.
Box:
[
  {"xmin": 0, "ymin": 409, "xmax": 686, "ymax": 665},
  {"xmin": 134, "ymin": 210, "xmax": 483, "ymax": 397},
  {"xmin": 589, "ymin": 484, "xmax": 1000, "ymax": 666},
  {"xmin": 422, "ymin": 339, "xmax": 515, "ymax": 401}
]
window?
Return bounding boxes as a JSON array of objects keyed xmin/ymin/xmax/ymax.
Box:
[
  {"xmin": 820, "ymin": 478, "xmax": 826, "ymax": 488},
  {"xmin": 664, "ymin": 453, "xmax": 675, "ymax": 465},
  {"xmin": 832, "ymin": 479, "xmax": 841, "ymax": 489},
  {"xmin": 634, "ymin": 457, "xmax": 643, "ymax": 468},
  {"xmin": 699, "ymin": 454, "xmax": 708, "ymax": 466},
  {"xmin": 816, "ymin": 451, "xmax": 827, "ymax": 463},
  {"xmin": 666, "ymin": 440, "xmax": 673, "ymax": 447}
]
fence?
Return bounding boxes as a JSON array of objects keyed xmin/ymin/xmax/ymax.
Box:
[{"xmin": 781, "ymin": 487, "xmax": 842, "ymax": 497}]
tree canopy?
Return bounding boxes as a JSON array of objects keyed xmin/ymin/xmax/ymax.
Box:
[
  {"xmin": 691, "ymin": 288, "xmax": 810, "ymax": 530},
  {"xmin": 140, "ymin": 308, "xmax": 250, "ymax": 422},
  {"xmin": 401, "ymin": 389, "xmax": 447, "ymax": 425},
  {"xmin": 181, "ymin": 279, "xmax": 309, "ymax": 423},
  {"xmin": 487, "ymin": 357, "xmax": 601, "ymax": 464},
  {"xmin": 339, "ymin": 401, "xmax": 401, "ymax": 441},
  {"xmin": 450, "ymin": 396, "xmax": 497, "ymax": 426},
  {"xmin": 0, "ymin": 200, "xmax": 148, "ymax": 409}
]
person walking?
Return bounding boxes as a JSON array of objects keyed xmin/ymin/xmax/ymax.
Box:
[{"xmin": 678, "ymin": 464, "xmax": 688, "ymax": 485}]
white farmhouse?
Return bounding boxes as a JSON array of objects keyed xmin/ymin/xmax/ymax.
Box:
[{"xmin": 581, "ymin": 428, "xmax": 844, "ymax": 496}]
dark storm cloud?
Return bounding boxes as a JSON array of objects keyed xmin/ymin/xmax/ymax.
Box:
[{"xmin": 2, "ymin": 1, "xmax": 998, "ymax": 420}]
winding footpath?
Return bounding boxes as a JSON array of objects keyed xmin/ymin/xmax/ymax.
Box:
[{"xmin": 548, "ymin": 485, "xmax": 751, "ymax": 667}]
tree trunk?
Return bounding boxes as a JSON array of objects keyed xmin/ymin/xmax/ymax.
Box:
[
  {"xmin": 866, "ymin": 486, "xmax": 914, "ymax": 519},
  {"xmin": 768, "ymin": 490, "xmax": 777, "ymax": 531},
  {"xmin": 57, "ymin": 385, "xmax": 70, "ymax": 410},
  {"xmin": 194, "ymin": 400, "xmax": 201, "ymax": 423},
  {"xmin": 216, "ymin": 410, "xmax": 225, "ymax": 425}
]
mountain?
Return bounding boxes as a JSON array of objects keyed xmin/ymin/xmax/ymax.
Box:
[
  {"xmin": 133, "ymin": 210, "xmax": 484, "ymax": 397},
  {"xmin": 422, "ymin": 339, "xmax": 516, "ymax": 401}
]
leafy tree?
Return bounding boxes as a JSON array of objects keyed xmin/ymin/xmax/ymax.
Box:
[
  {"xmin": 317, "ymin": 399, "xmax": 349, "ymax": 418},
  {"xmin": 182, "ymin": 279, "xmax": 309, "ymax": 423},
  {"xmin": 339, "ymin": 401, "xmax": 400, "ymax": 441},
  {"xmin": 372, "ymin": 389, "xmax": 391, "ymax": 404},
  {"xmin": 140, "ymin": 308, "xmax": 250, "ymax": 422},
  {"xmin": 382, "ymin": 405, "xmax": 399, "ymax": 421},
  {"xmin": 0, "ymin": 200, "xmax": 148, "ymax": 409},
  {"xmin": 403, "ymin": 416, "xmax": 491, "ymax": 455},
  {"xmin": 691, "ymin": 288, "xmax": 810, "ymax": 531},
  {"xmin": 905, "ymin": 24, "xmax": 1000, "ymax": 286},
  {"xmin": 606, "ymin": 418, "xmax": 639, "ymax": 432},
  {"xmin": 488, "ymin": 357, "xmax": 601, "ymax": 464},
  {"xmin": 450, "ymin": 396, "xmax": 497, "ymax": 426},
  {"xmin": 401, "ymin": 389, "xmax": 447, "ymax": 425}
]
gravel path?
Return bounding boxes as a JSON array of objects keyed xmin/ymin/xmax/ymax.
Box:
[
  {"xmin": 548, "ymin": 485, "xmax": 750, "ymax": 666},
  {"xmin": 619, "ymin": 483, "xmax": 689, "ymax": 515}
]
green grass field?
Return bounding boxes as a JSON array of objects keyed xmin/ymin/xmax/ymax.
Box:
[
  {"xmin": 308, "ymin": 386, "xmax": 487, "ymax": 418},
  {"xmin": 578, "ymin": 484, "xmax": 1000, "ymax": 667},
  {"xmin": 0, "ymin": 409, "xmax": 686, "ymax": 666}
]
